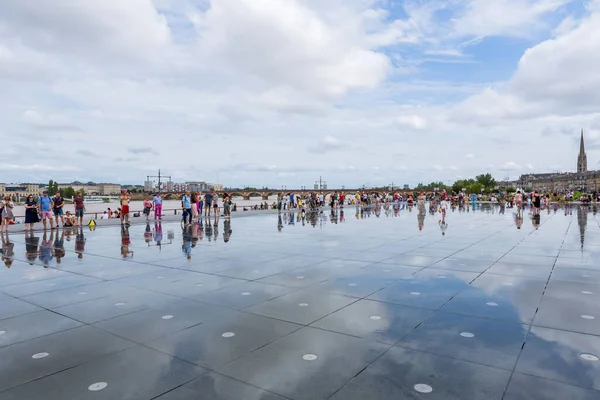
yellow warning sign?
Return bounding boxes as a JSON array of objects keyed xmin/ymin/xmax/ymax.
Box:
[{"xmin": 87, "ymin": 220, "xmax": 96, "ymax": 227}]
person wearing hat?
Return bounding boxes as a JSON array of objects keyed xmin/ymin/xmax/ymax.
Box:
[{"xmin": 39, "ymin": 190, "xmax": 55, "ymax": 230}]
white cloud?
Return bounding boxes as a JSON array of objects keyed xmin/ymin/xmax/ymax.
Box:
[
  {"xmin": 500, "ymin": 161, "xmax": 521, "ymax": 171},
  {"xmin": 396, "ymin": 114, "xmax": 427, "ymax": 130},
  {"xmin": 466, "ymin": 153, "xmax": 475, "ymax": 159},
  {"xmin": 452, "ymin": 0, "xmax": 569, "ymax": 38},
  {"xmin": 190, "ymin": 0, "xmax": 391, "ymax": 97},
  {"xmin": 307, "ymin": 136, "xmax": 346, "ymax": 154}
]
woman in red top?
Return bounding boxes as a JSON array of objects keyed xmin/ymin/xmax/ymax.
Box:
[{"xmin": 143, "ymin": 197, "xmax": 153, "ymax": 221}]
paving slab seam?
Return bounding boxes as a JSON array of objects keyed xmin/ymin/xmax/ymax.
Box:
[{"xmin": 499, "ymin": 218, "xmax": 567, "ymax": 400}]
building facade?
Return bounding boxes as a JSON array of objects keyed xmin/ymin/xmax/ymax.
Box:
[
  {"xmin": 501, "ymin": 130, "xmax": 599, "ymax": 193},
  {"xmin": 0, "ymin": 183, "xmax": 42, "ymax": 198},
  {"xmin": 98, "ymin": 183, "xmax": 122, "ymax": 195}
]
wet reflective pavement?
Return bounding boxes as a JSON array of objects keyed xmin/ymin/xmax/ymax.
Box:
[{"xmin": 0, "ymin": 203, "xmax": 599, "ymax": 399}]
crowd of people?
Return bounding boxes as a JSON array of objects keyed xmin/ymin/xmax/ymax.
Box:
[
  {"xmin": 2, "ymin": 187, "xmax": 598, "ymax": 233},
  {"xmin": 0, "ymin": 191, "xmax": 85, "ymax": 232}
]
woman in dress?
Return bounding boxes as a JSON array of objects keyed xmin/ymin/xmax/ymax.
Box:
[
  {"xmin": 223, "ymin": 194, "xmax": 231, "ymax": 218},
  {"xmin": 24, "ymin": 195, "xmax": 39, "ymax": 231},
  {"xmin": 417, "ymin": 192, "xmax": 426, "ymax": 214},
  {"xmin": 190, "ymin": 193, "xmax": 198, "ymax": 221},
  {"xmin": 1, "ymin": 196, "xmax": 15, "ymax": 232}
]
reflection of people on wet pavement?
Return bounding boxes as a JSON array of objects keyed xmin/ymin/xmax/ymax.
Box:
[
  {"xmin": 204, "ymin": 217, "xmax": 213, "ymax": 242},
  {"xmin": 198, "ymin": 219, "xmax": 204, "ymax": 241},
  {"xmin": 75, "ymin": 227, "xmax": 86, "ymax": 259},
  {"xmin": 213, "ymin": 220, "xmax": 219, "ymax": 241},
  {"xmin": 515, "ymin": 212, "xmax": 523, "ymax": 229},
  {"xmin": 439, "ymin": 217, "xmax": 448, "ymax": 236},
  {"xmin": 54, "ymin": 230, "xmax": 66, "ymax": 263},
  {"xmin": 1, "ymin": 232, "xmax": 14, "ymax": 268},
  {"xmin": 223, "ymin": 219, "xmax": 232, "ymax": 242},
  {"xmin": 120, "ymin": 225, "xmax": 133, "ymax": 258},
  {"xmin": 532, "ymin": 213, "xmax": 541, "ymax": 229},
  {"xmin": 278, "ymin": 215, "xmax": 283, "ymax": 231},
  {"xmin": 25, "ymin": 231, "xmax": 39, "ymax": 265},
  {"xmin": 144, "ymin": 223, "xmax": 152, "ymax": 245},
  {"xmin": 153, "ymin": 222, "xmax": 163, "ymax": 249},
  {"xmin": 191, "ymin": 222, "xmax": 199, "ymax": 247},
  {"xmin": 39, "ymin": 231, "xmax": 54, "ymax": 267},
  {"xmin": 182, "ymin": 225, "xmax": 192, "ymax": 259},
  {"xmin": 417, "ymin": 212, "xmax": 425, "ymax": 231}
]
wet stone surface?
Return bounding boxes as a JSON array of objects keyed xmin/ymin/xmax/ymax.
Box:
[{"xmin": 0, "ymin": 204, "xmax": 599, "ymax": 399}]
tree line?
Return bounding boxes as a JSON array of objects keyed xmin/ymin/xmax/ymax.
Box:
[
  {"xmin": 47, "ymin": 180, "xmax": 86, "ymax": 199},
  {"xmin": 413, "ymin": 174, "xmax": 499, "ymax": 194}
]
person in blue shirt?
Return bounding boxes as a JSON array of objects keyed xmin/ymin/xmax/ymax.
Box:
[
  {"xmin": 182, "ymin": 191, "xmax": 192, "ymax": 225},
  {"xmin": 204, "ymin": 192, "xmax": 213, "ymax": 217},
  {"xmin": 39, "ymin": 190, "xmax": 54, "ymax": 230}
]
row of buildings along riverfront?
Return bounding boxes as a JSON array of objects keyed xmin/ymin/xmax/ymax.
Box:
[
  {"xmin": 144, "ymin": 180, "xmax": 223, "ymax": 193},
  {"xmin": 499, "ymin": 130, "xmax": 600, "ymax": 193},
  {"xmin": 0, "ymin": 182, "xmax": 122, "ymax": 198}
]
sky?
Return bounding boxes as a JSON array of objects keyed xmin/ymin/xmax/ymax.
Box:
[{"xmin": 1, "ymin": 0, "xmax": 600, "ymax": 189}]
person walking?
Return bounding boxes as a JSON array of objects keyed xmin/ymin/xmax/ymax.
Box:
[
  {"xmin": 440, "ymin": 191, "xmax": 449, "ymax": 220},
  {"xmin": 182, "ymin": 191, "xmax": 192, "ymax": 225},
  {"xmin": 53, "ymin": 192, "xmax": 65, "ymax": 227},
  {"xmin": 1, "ymin": 196, "xmax": 14, "ymax": 232},
  {"xmin": 73, "ymin": 192, "xmax": 86, "ymax": 226},
  {"xmin": 24, "ymin": 195, "xmax": 39, "ymax": 231},
  {"xmin": 514, "ymin": 190, "xmax": 523, "ymax": 216},
  {"xmin": 153, "ymin": 192, "xmax": 163, "ymax": 220},
  {"xmin": 38, "ymin": 190, "xmax": 54, "ymax": 230}
]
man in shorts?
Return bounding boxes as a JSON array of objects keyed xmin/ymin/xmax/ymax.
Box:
[
  {"xmin": 38, "ymin": 190, "xmax": 55, "ymax": 230},
  {"xmin": 73, "ymin": 192, "xmax": 86, "ymax": 226},
  {"xmin": 120, "ymin": 190, "xmax": 131, "ymax": 225},
  {"xmin": 53, "ymin": 192, "xmax": 65, "ymax": 226},
  {"xmin": 204, "ymin": 191, "xmax": 213, "ymax": 216}
]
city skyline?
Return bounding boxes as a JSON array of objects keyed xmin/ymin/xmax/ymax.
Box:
[{"xmin": 1, "ymin": 1, "xmax": 599, "ymax": 188}]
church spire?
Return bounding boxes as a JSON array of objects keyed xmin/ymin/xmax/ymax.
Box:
[{"xmin": 577, "ymin": 129, "xmax": 587, "ymax": 173}]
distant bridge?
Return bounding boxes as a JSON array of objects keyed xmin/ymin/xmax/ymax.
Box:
[{"xmin": 160, "ymin": 189, "xmax": 416, "ymax": 200}]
